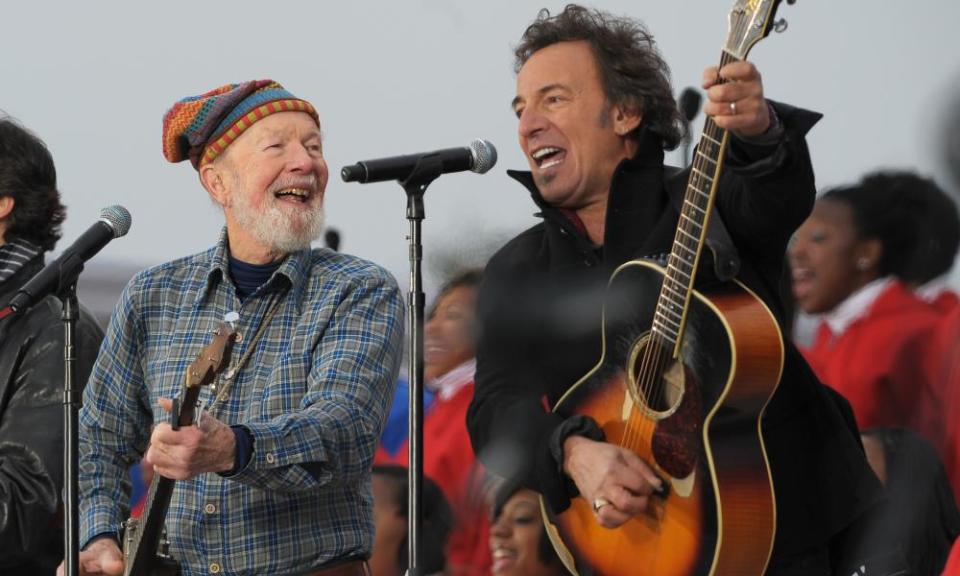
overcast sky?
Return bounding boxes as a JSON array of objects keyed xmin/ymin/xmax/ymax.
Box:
[{"xmin": 4, "ymin": 0, "xmax": 959, "ymax": 290}]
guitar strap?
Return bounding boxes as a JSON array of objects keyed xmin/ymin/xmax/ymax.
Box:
[{"xmin": 664, "ymin": 165, "xmax": 741, "ymax": 282}]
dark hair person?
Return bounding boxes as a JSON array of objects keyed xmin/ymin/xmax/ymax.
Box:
[
  {"xmin": 789, "ymin": 170, "xmax": 947, "ymax": 452},
  {"xmin": 0, "ymin": 116, "xmax": 104, "ymax": 574},
  {"xmin": 370, "ymin": 465, "xmax": 453, "ymax": 576},
  {"xmin": 489, "ymin": 482, "xmax": 566, "ymax": 576}
]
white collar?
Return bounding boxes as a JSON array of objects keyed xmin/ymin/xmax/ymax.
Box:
[
  {"xmin": 915, "ymin": 274, "xmax": 953, "ymax": 303},
  {"xmin": 427, "ymin": 359, "xmax": 476, "ymax": 401},
  {"xmin": 824, "ymin": 277, "xmax": 893, "ymax": 337}
]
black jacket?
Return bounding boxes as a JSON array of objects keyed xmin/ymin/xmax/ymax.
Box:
[
  {"xmin": 0, "ymin": 255, "xmax": 104, "ymax": 575},
  {"xmin": 467, "ymin": 102, "xmax": 882, "ymax": 557}
]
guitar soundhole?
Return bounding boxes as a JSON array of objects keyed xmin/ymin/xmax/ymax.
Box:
[
  {"xmin": 627, "ymin": 335, "xmax": 685, "ymax": 417},
  {"xmin": 628, "ymin": 335, "xmax": 702, "ymax": 479}
]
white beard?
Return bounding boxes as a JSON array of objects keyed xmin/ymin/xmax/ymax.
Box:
[{"xmin": 228, "ymin": 174, "xmax": 326, "ymax": 254}]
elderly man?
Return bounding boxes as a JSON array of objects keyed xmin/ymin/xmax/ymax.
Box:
[
  {"xmin": 71, "ymin": 81, "xmax": 404, "ymax": 576},
  {"xmin": 467, "ymin": 6, "xmax": 883, "ymax": 575},
  {"xmin": 0, "ymin": 117, "xmax": 104, "ymax": 575}
]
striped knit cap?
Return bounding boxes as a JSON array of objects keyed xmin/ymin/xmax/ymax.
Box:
[{"xmin": 162, "ymin": 79, "xmax": 319, "ymax": 169}]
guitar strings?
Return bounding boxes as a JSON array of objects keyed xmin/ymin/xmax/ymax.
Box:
[{"xmin": 619, "ymin": 43, "xmax": 741, "ymax": 486}]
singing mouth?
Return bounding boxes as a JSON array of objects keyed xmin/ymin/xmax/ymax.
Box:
[{"xmin": 531, "ymin": 146, "xmax": 565, "ymax": 170}]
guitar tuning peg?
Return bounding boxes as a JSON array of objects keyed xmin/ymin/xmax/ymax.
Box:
[{"xmin": 773, "ymin": 18, "xmax": 788, "ymax": 33}]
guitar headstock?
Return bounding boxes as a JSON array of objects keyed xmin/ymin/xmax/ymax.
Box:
[
  {"xmin": 724, "ymin": 0, "xmax": 793, "ymax": 60},
  {"xmin": 185, "ymin": 323, "xmax": 237, "ymax": 388}
]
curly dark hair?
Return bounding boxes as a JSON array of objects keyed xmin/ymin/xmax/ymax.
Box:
[
  {"xmin": 821, "ymin": 170, "xmax": 958, "ymax": 282},
  {"xmin": 0, "ymin": 116, "xmax": 65, "ymax": 251},
  {"xmin": 514, "ymin": 4, "xmax": 684, "ymax": 150}
]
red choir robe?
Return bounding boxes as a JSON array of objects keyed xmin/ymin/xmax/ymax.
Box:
[{"xmin": 801, "ymin": 280, "xmax": 942, "ymax": 437}]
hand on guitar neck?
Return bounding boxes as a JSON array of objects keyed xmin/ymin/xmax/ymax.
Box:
[
  {"xmin": 701, "ymin": 61, "xmax": 771, "ymax": 138},
  {"xmin": 562, "ymin": 435, "xmax": 665, "ymax": 529},
  {"xmin": 144, "ymin": 397, "xmax": 237, "ymax": 480}
]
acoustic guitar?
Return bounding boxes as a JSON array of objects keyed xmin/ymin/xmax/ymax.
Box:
[
  {"xmin": 121, "ymin": 323, "xmax": 237, "ymax": 576},
  {"xmin": 543, "ymin": 1, "xmax": 793, "ymax": 574}
]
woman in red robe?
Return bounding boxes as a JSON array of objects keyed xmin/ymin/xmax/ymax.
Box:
[
  {"xmin": 789, "ymin": 172, "xmax": 945, "ymax": 442},
  {"xmin": 376, "ymin": 270, "xmax": 491, "ymax": 576}
]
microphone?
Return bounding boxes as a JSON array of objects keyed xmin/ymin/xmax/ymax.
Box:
[
  {"xmin": 341, "ymin": 139, "xmax": 497, "ymax": 184},
  {"xmin": 8, "ymin": 205, "xmax": 132, "ymax": 312},
  {"xmin": 324, "ymin": 228, "xmax": 341, "ymax": 252},
  {"xmin": 679, "ymin": 87, "xmax": 702, "ymax": 123}
]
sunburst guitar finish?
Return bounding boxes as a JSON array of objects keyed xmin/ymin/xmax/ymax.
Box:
[{"xmin": 544, "ymin": 261, "xmax": 784, "ymax": 575}]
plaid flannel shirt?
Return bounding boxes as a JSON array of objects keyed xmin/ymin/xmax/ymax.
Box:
[{"xmin": 79, "ymin": 230, "xmax": 404, "ymax": 575}]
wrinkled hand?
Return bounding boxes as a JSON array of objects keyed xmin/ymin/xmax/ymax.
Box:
[
  {"xmin": 57, "ymin": 536, "xmax": 123, "ymax": 576},
  {"xmin": 562, "ymin": 435, "xmax": 663, "ymax": 529},
  {"xmin": 702, "ymin": 61, "xmax": 771, "ymax": 138},
  {"xmin": 143, "ymin": 398, "xmax": 236, "ymax": 480}
]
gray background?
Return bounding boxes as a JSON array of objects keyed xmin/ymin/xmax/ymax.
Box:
[{"xmin": 3, "ymin": 1, "xmax": 959, "ymax": 321}]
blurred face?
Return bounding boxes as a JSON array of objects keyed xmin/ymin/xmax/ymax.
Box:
[
  {"xmin": 489, "ymin": 489, "xmax": 564, "ymax": 576},
  {"xmin": 208, "ymin": 111, "xmax": 328, "ymax": 261},
  {"xmin": 371, "ymin": 474, "xmax": 405, "ymax": 576},
  {"xmin": 425, "ymin": 285, "xmax": 478, "ymax": 382},
  {"xmin": 789, "ymin": 199, "xmax": 879, "ymax": 314},
  {"xmin": 513, "ymin": 41, "xmax": 639, "ymax": 212}
]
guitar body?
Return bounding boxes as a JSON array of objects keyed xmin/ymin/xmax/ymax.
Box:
[{"xmin": 544, "ymin": 260, "xmax": 784, "ymax": 576}]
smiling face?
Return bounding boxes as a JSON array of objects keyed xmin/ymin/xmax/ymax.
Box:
[
  {"xmin": 424, "ymin": 284, "xmax": 478, "ymax": 382},
  {"xmin": 489, "ymin": 489, "xmax": 564, "ymax": 576},
  {"xmin": 513, "ymin": 41, "xmax": 640, "ymax": 214},
  {"xmin": 201, "ymin": 111, "xmax": 328, "ymax": 263},
  {"xmin": 789, "ymin": 198, "xmax": 881, "ymax": 314}
]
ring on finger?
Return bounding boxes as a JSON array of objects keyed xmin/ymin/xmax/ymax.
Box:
[
  {"xmin": 729, "ymin": 101, "xmax": 737, "ymax": 115},
  {"xmin": 592, "ymin": 497, "xmax": 612, "ymax": 513}
]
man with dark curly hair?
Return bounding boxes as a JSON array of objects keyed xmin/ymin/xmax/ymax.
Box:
[
  {"xmin": 0, "ymin": 116, "xmax": 104, "ymax": 575},
  {"xmin": 468, "ymin": 5, "xmax": 884, "ymax": 574}
]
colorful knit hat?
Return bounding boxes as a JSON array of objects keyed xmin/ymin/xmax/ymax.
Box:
[{"xmin": 162, "ymin": 79, "xmax": 319, "ymax": 169}]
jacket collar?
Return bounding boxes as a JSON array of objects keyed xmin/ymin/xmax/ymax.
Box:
[{"xmin": 507, "ymin": 126, "xmax": 671, "ymax": 266}]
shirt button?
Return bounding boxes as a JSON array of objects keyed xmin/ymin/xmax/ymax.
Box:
[
  {"xmin": 265, "ymin": 453, "xmax": 276, "ymax": 464},
  {"xmin": 209, "ymin": 562, "xmax": 222, "ymax": 573},
  {"xmin": 204, "ymin": 503, "xmax": 217, "ymax": 514}
]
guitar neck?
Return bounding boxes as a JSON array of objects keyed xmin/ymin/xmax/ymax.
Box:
[
  {"xmin": 126, "ymin": 475, "xmax": 176, "ymax": 573},
  {"xmin": 652, "ymin": 52, "xmax": 742, "ymax": 355},
  {"xmin": 125, "ymin": 386, "xmax": 203, "ymax": 575}
]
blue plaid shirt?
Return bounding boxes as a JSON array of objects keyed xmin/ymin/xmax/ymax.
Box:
[{"xmin": 79, "ymin": 230, "xmax": 404, "ymax": 575}]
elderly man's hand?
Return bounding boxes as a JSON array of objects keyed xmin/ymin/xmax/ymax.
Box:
[
  {"xmin": 144, "ymin": 397, "xmax": 236, "ymax": 480},
  {"xmin": 562, "ymin": 435, "xmax": 663, "ymax": 529},
  {"xmin": 57, "ymin": 536, "xmax": 124, "ymax": 576},
  {"xmin": 702, "ymin": 61, "xmax": 771, "ymax": 138}
]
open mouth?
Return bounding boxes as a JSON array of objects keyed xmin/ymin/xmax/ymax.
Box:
[
  {"xmin": 531, "ymin": 146, "xmax": 566, "ymax": 170},
  {"xmin": 791, "ymin": 266, "xmax": 815, "ymax": 300},
  {"xmin": 274, "ymin": 188, "xmax": 312, "ymax": 203},
  {"xmin": 491, "ymin": 547, "xmax": 517, "ymax": 573}
]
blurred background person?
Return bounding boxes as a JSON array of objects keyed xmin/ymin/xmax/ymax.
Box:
[
  {"xmin": 376, "ymin": 269, "xmax": 490, "ymax": 575},
  {"xmin": 371, "ymin": 464, "xmax": 452, "ymax": 576},
  {"xmin": 789, "ymin": 171, "xmax": 944, "ymax": 444},
  {"xmin": 857, "ymin": 428, "xmax": 960, "ymax": 575},
  {"xmin": 0, "ymin": 116, "xmax": 104, "ymax": 575},
  {"xmin": 901, "ymin": 174, "xmax": 959, "ymax": 312},
  {"xmin": 488, "ymin": 480, "xmax": 566, "ymax": 576}
]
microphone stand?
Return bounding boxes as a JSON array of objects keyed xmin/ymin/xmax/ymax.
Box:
[
  {"xmin": 398, "ymin": 155, "xmax": 443, "ymax": 576},
  {"xmin": 61, "ymin": 283, "xmax": 81, "ymax": 576}
]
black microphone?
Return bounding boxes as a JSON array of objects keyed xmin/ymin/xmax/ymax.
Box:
[
  {"xmin": 8, "ymin": 205, "xmax": 132, "ymax": 312},
  {"xmin": 324, "ymin": 228, "xmax": 341, "ymax": 252},
  {"xmin": 341, "ymin": 139, "xmax": 497, "ymax": 184},
  {"xmin": 679, "ymin": 87, "xmax": 703, "ymax": 123}
]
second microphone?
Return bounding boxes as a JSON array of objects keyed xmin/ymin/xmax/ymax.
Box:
[{"xmin": 341, "ymin": 139, "xmax": 497, "ymax": 184}]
